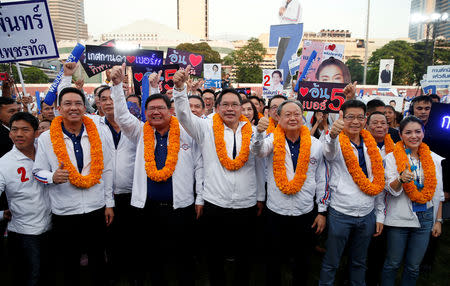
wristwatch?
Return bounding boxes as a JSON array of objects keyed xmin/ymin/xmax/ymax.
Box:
[
  {"xmin": 436, "ymin": 218, "xmax": 443, "ymax": 223},
  {"xmin": 318, "ymin": 211, "xmax": 328, "ymax": 217},
  {"xmin": 174, "ymin": 84, "xmax": 186, "ymax": 92}
]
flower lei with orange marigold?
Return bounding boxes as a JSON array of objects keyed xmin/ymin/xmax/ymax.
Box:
[
  {"xmin": 384, "ymin": 133, "xmax": 395, "ymax": 154},
  {"xmin": 266, "ymin": 117, "xmax": 276, "ymax": 134},
  {"xmin": 339, "ymin": 129, "xmax": 385, "ymax": 196},
  {"xmin": 50, "ymin": 116, "xmax": 104, "ymax": 189},
  {"xmin": 392, "ymin": 141, "xmax": 436, "ymax": 204},
  {"xmin": 212, "ymin": 113, "xmax": 252, "ymax": 171},
  {"xmin": 143, "ymin": 116, "xmax": 180, "ymax": 182},
  {"xmin": 273, "ymin": 125, "xmax": 311, "ymax": 195},
  {"xmin": 258, "ymin": 112, "xmax": 264, "ymax": 119}
]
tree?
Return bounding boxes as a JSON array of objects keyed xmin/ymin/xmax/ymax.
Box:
[
  {"xmin": 175, "ymin": 42, "xmax": 221, "ymax": 63},
  {"xmin": 22, "ymin": 67, "xmax": 49, "ymax": 83},
  {"xmin": 0, "ymin": 63, "xmax": 19, "ymax": 80},
  {"xmin": 232, "ymin": 38, "xmax": 267, "ymax": 83},
  {"xmin": 367, "ymin": 40, "xmax": 417, "ymax": 85},
  {"xmin": 345, "ymin": 58, "xmax": 364, "ymax": 83},
  {"xmin": 412, "ymin": 40, "xmax": 450, "ymax": 83}
]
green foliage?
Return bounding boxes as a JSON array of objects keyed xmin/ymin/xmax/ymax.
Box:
[
  {"xmin": 345, "ymin": 58, "xmax": 364, "ymax": 83},
  {"xmin": 0, "ymin": 64, "xmax": 19, "ymax": 80},
  {"xmin": 175, "ymin": 42, "xmax": 221, "ymax": 63},
  {"xmin": 367, "ymin": 40, "xmax": 417, "ymax": 85},
  {"xmin": 230, "ymin": 38, "xmax": 267, "ymax": 83},
  {"xmin": 22, "ymin": 67, "xmax": 49, "ymax": 83}
]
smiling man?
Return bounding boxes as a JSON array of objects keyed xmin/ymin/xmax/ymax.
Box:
[
  {"xmin": 366, "ymin": 111, "xmax": 391, "ymax": 158},
  {"xmin": 33, "ymin": 86, "xmax": 114, "ymax": 286}
]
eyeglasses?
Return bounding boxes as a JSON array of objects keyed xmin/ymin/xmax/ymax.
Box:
[
  {"xmin": 220, "ymin": 103, "xmax": 241, "ymax": 109},
  {"xmin": 148, "ymin": 106, "xmax": 168, "ymax": 112},
  {"xmin": 344, "ymin": 115, "xmax": 365, "ymax": 122},
  {"xmin": 62, "ymin": 101, "xmax": 84, "ymax": 108}
]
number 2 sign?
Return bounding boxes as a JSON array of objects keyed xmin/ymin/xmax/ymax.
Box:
[{"xmin": 262, "ymin": 69, "xmax": 284, "ymax": 99}]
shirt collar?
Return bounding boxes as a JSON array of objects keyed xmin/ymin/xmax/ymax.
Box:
[
  {"xmin": 286, "ymin": 137, "xmax": 300, "ymax": 145},
  {"xmin": 12, "ymin": 145, "xmax": 34, "ymax": 161},
  {"xmin": 61, "ymin": 123, "xmax": 85, "ymax": 139},
  {"xmin": 2, "ymin": 124, "xmax": 10, "ymax": 131}
]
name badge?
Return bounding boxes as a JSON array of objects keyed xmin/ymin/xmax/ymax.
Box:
[{"xmin": 412, "ymin": 202, "xmax": 427, "ymax": 212}]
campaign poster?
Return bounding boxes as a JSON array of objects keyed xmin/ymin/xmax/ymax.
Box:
[
  {"xmin": 132, "ymin": 64, "xmax": 179, "ymax": 95},
  {"xmin": 378, "ymin": 59, "xmax": 395, "ymax": 87},
  {"xmin": 426, "ymin": 65, "xmax": 450, "ymax": 86},
  {"xmin": 204, "ymin": 63, "xmax": 221, "ymax": 88},
  {"xmin": 0, "ymin": 0, "xmax": 59, "ymax": 63},
  {"xmin": 298, "ymin": 41, "xmax": 345, "ymax": 82},
  {"xmin": 85, "ymin": 45, "xmax": 163, "ymax": 67},
  {"xmin": 165, "ymin": 48, "xmax": 204, "ymax": 77},
  {"xmin": 80, "ymin": 40, "xmax": 116, "ymax": 77},
  {"xmin": 262, "ymin": 69, "xmax": 284, "ymax": 98},
  {"xmin": 297, "ymin": 81, "xmax": 347, "ymax": 113}
]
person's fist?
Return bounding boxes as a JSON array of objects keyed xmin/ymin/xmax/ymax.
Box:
[
  {"xmin": 400, "ymin": 164, "xmax": 415, "ymax": 183},
  {"xmin": 63, "ymin": 62, "xmax": 78, "ymax": 77},
  {"xmin": 344, "ymin": 81, "xmax": 357, "ymax": 101},
  {"xmin": 148, "ymin": 70, "xmax": 162, "ymax": 89},
  {"xmin": 53, "ymin": 162, "xmax": 69, "ymax": 184},
  {"xmin": 315, "ymin": 112, "xmax": 324, "ymax": 124},
  {"xmin": 110, "ymin": 63, "xmax": 126, "ymax": 86},
  {"xmin": 257, "ymin": 116, "xmax": 270, "ymax": 133},
  {"xmin": 330, "ymin": 110, "xmax": 345, "ymax": 139},
  {"xmin": 173, "ymin": 65, "xmax": 191, "ymax": 89}
]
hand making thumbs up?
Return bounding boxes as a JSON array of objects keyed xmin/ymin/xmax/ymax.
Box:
[
  {"xmin": 330, "ymin": 110, "xmax": 345, "ymax": 139},
  {"xmin": 257, "ymin": 113, "xmax": 270, "ymax": 133},
  {"xmin": 53, "ymin": 162, "xmax": 69, "ymax": 184},
  {"xmin": 173, "ymin": 65, "xmax": 191, "ymax": 89}
]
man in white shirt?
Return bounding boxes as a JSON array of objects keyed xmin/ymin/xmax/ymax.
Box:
[
  {"xmin": 319, "ymin": 100, "xmax": 385, "ymax": 286},
  {"xmin": 109, "ymin": 65, "xmax": 203, "ymax": 286},
  {"xmin": 0, "ymin": 112, "xmax": 51, "ymax": 286},
  {"xmin": 173, "ymin": 66, "xmax": 265, "ymax": 286},
  {"xmin": 279, "ymin": 0, "xmax": 302, "ymax": 24},
  {"xmin": 33, "ymin": 87, "xmax": 114, "ymax": 286},
  {"xmin": 251, "ymin": 101, "xmax": 328, "ymax": 285}
]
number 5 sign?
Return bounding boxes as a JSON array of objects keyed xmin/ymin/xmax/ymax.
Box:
[{"xmin": 269, "ymin": 23, "xmax": 303, "ymax": 88}]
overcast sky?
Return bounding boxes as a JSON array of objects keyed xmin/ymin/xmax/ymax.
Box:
[{"xmin": 83, "ymin": 0, "xmax": 412, "ymax": 40}]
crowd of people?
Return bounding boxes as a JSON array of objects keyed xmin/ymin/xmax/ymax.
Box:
[{"xmin": 0, "ymin": 61, "xmax": 447, "ymax": 286}]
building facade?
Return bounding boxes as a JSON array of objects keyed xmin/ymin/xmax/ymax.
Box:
[
  {"xmin": 177, "ymin": 0, "xmax": 208, "ymax": 39},
  {"xmin": 408, "ymin": 0, "xmax": 449, "ymax": 41},
  {"xmin": 48, "ymin": 0, "xmax": 88, "ymax": 42}
]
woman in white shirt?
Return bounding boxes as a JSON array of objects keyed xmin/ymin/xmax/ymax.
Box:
[{"xmin": 381, "ymin": 116, "xmax": 444, "ymax": 286}]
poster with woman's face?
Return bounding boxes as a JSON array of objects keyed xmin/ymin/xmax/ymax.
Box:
[{"xmin": 204, "ymin": 63, "xmax": 222, "ymax": 88}]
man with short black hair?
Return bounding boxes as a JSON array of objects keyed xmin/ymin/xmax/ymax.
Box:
[
  {"xmin": 0, "ymin": 97, "xmax": 21, "ymax": 157},
  {"xmin": 41, "ymin": 101, "xmax": 55, "ymax": 121},
  {"xmin": 409, "ymin": 95, "xmax": 433, "ymax": 125},
  {"xmin": 0, "ymin": 112, "xmax": 51, "ymax": 286},
  {"xmin": 189, "ymin": 95, "xmax": 206, "ymax": 117},
  {"xmin": 366, "ymin": 99, "xmax": 400, "ymax": 142},
  {"xmin": 202, "ymin": 89, "xmax": 216, "ymax": 116}
]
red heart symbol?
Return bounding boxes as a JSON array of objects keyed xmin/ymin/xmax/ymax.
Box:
[
  {"xmin": 299, "ymin": 87, "xmax": 309, "ymax": 97},
  {"xmin": 328, "ymin": 44, "xmax": 336, "ymax": 51},
  {"xmin": 134, "ymin": 73, "xmax": 143, "ymax": 82},
  {"xmin": 126, "ymin": 56, "xmax": 136, "ymax": 63},
  {"xmin": 189, "ymin": 54, "xmax": 202, "ymax": 67}
]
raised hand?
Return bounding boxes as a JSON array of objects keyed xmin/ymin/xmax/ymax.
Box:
[
  {"xmin": 400, "ymin": 163, "xmax": 415, "ymax": 183},
  {"xmin": 110, "ymin": 63, "xmax": 126, "ymax": 86},
  {"xmin": 63, "ymin": 62, "xmax": 78, "ymax": 77},
  {"xmin": 257, "ymin": 114, "xmax": 270, "ymax": 133},
  {"xmin": 173, "ymin": 65, "xmax": 191, "ymax": 89},
  {"xmin": 330, "ymin": 110, "xmax": 345, "ymax": 139},
  {"xmin": 344, "ymin": 81, "xmax": 357, "ymax": 101},
  {"xmin": 53, "ymin": 162, "xmax": 69, "ymax": 184},
  {"xmin": 148, "ymin": 70, "xmax": 162, "ymax": 89}
]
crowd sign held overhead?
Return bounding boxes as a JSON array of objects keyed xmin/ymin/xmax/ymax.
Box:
[
  {"xmin": 132, "ymin": 64, "xmax": 179, "ymax": 95},
  {"xmin": 80, "ymin": 40, "xmax": 116, "ymax": 77},
  {"xmin": 262, "ymin": 69, "xmax": 284, "ymax": 99},
  {"xmin": 427, "ymin": 65, "xmax": 450, "ymax": 86},
  {"xmin": 85, "ymin": 45, "xmax": 163, "ymax": 67},
  {"xmin": 0, "ymin": 0, "xmax": 59, "ymax": 63},
  {"xmin": 297, "ymin": 81, "xmax": 347, "ymax": 113},
  {"xmin": 165, "ymin": 48, "xmax": 204, "ymax": 77},
  {"xmin": 203, "ymin": 63, "xmax": 221, "ymax": 88}
]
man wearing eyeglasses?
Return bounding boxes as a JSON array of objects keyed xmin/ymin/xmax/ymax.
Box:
[
  {"xmin": 173, "ymin": 66, "xmax": 265, "ymax": 286},
  {"xmin": 319, "ymin": 100, "xmax": 385, "ymax": 286}
]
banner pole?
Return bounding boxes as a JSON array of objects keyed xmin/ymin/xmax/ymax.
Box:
[{"xmin": 15, "ymin": 62, "xmax": 26, "ymax": 99}]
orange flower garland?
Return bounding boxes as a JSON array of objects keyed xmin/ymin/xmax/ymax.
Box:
[
  {"xmin": 392, "ymin": 142, "xmax": 436, "ymax": 204},
  {"xmin": 212, "ymin": 113, "xmax": 252, "ymax": 171},
  {"xmin": 143, "ymin": 116, "xmax": 180, "ymax": 182},
  {"xmin": 272, "ymin": 125, "xmax": 311, "ymax": 195},
  {"xmin": 384, "ymin": 133, "xmax": 395, "ymax": 154},
  {"xmin": 258, "ymin": 112, "xmax": 264, "ymax": 119},
  {"xmin": 266, "ymin": 117, "xmax": 276, "ymax": 134},
  {"xmin": 50, "ymin": 116, "xmax": 104, "ymax": 189},
  {"xmin": 339, "ymin": 129, "xmax": 385, "ymax": 196}
]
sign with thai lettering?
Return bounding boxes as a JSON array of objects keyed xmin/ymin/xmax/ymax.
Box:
[
  {"xmin": 0, "ymin": 0, "xmax": 59, "ymax": 63},
  {"xmin": 80, "ymin": 40, "xmax": 116, "ymax": 77},
  {"xmin": 427, "ymin": 65, "xmax": 450, "ymax": 86},
  {"xmin": 85, "ymin": 45, "xmax": 163, "ymax": 67},
  {"xmin": 132, "ymin": 64, "xmax": 179, "ymax": 95},
  {"xmin": 296, "ymin": 81, "xmax": 347, "ymax": 113},
  {"xmin": 165, "ymin": 48, "xmax": 204, "ymax": 77}
]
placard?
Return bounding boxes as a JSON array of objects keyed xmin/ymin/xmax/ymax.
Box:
[
  {"xmin": 165, "ymin": 48, "xmax": 204, "ymax": 77},
  {"xmin": 296, "ymin": 81, "xmax": 347, "ymax": 113},
  {"xmin": 378, "ymin": 59, "xmax": 395, "ymax": 87},
  {"xmin": 204, "ymin": 63, "xmax": 221, "ymax": 88},
  {"xmin": 263, "ymin": 69, "xmax": 284, "ymax": 98},
  {"xmin": 0, "ymin": 0, "xmax": 59, "ymax": 63},
  {"xmin": 132, "ymin": 64, "xmax": 179, "ymax": 95},
  {"xmin": 85, "ymin": 45, "xmax": 163, "ymax": 67},
  {"xmin": 427, "ymin": 65, "xmax": 450, "ymax": 86},
  {"xmin": 80, "ymin": 40, "xmax": 116, "ymax": 77}
]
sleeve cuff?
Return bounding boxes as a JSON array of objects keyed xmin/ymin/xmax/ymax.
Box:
[
  {"xmin": 172, "ymin": 85, "xmax": 187, "ymax": 98},
  {"xmin": 110, "ymin": 82, "xmax": 124, "ymax": 99},
  {"xmin": 106, "ymin": 199, "xmax": 115, "ymax": 208},
  {"xmin": 318, "ymin": 205, "xmax": 328, "ymax": 213},
  {"xmin": 150, "ymin": 86, "xmax": 160, "ymax": 95},
  {"xmin": 195, "ymin": 196, "xmax": 204, "ymax": 206}
]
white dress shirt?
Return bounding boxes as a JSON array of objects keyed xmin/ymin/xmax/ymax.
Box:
[
  {"xmin": 32, "ymin": 121, "xmax": 114, "ymax": 216},
  {"xmin": 280, "ymin": 0, "xmax": 302, "ymax": 24},
  {"xmin": 97, "ymin": 116, "xmax": 136, "ymax": 195},
  {"xmin": 173, "ymin": 86, "xmax": 265, "ymax": 209},
  {"xmin": 0, "ymin": 146, "xmax": 51, "ymax": 235},
  {"xmin": 111, "ymin": 83, "xmax": 203, "ymax": 209},
  {"xmin": 323, "ymin": 133, "xmax": 385, "ymax": 221},
  {"xmin": 383, "ymin": 151, "xmax": 444, "ymax": 228},
  {"xmin": 252, "ymin": 132, "xmax": 328, "ymax": 215}
]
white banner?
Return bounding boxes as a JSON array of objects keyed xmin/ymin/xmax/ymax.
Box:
[
  {"xmin": 427, "ymin": 65, "xmax": 450, "ymax": 86},
  {"xmin": 0, "ymin": 0, "xmax": 59, "ymax": 63}
]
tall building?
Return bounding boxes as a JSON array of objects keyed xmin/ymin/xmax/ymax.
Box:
[
  {"xmin": 177, "ymin": 0, "xmax": 208, "ymax": 39},
  {"xmin": 48, "ymin": 0, "xmax": 88, "ymax": 42},
  {"xmin": 408, "ymin": 0, "xmax": 449, "ymax": 41}
]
